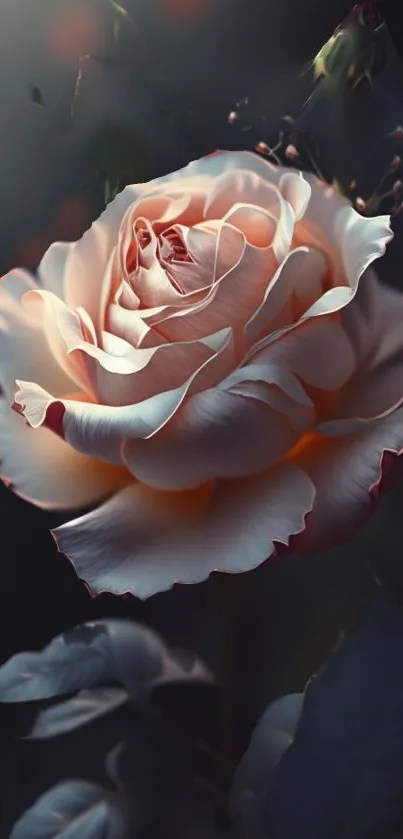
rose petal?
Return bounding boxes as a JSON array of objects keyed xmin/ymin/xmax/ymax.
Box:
[
  {"xmin": 141, "ymin": 224, "xmax": 277, "ymax": 355},
  {"xmin": 38, "ymin": 241, "xmax": 75, "ymax": 299},
  {"xmin": 123, "ymin": 365, "xmax": 314, "ymax": 490},
  {"xmin": 245, "ymin": 247, "xmax": 328, "ymax": 344},
  {"xmin": 278, "ymin": 172, "xmax": 311, "ymax": 221},
  {"xmin": 22, "ymin": 289, "xmax": 96, "ymax": 396},
  {"xmin": 52, "ymin": 463, "xmax": 316, "ymax": 598},
  {"xmin": 248, "ymin": 315, "xmax": 356, "ymax": 391},
  {"xmin": 12, "ymin": 327, "xmax": 234, "ymax": 464},
  {"xmin": 297, "ymin": 173, "xmax": 392, "ymax": 299},
  {"xmin": 324, "ymin": 280, "xmax": 403, "ymax": 425},
  {"xmin": 0, "ymin": 270, "xmax": 74, "ymax": 401},
  {"xmin": 73, "ymin": 327, "xmax": 232, "ymax": 407},
  {"xmin": 107, "ymin": 303, "xmax": 161, "ymax": 349},
  {"xmin": 289, "ymin": 407, "xmax": 403, "ymax": 552},
  {"xmin": 339, "ymin": 268, "xmax": 383, "ymax": 368},
  {"xmin": 0, "ymin": 399, "xmax": 129, "ymax": 509}
]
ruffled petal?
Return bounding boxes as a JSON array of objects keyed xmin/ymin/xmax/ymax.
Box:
[
  {"xmin": 339, "ymin": 268, "xmax": 383, "ymax": 369},
  {"xmin": 22, "ymin": 289, "xmax": 97, "ymax": 396},
  {"xmin": 245, "ymin": 247, "xmax": 328, "ymax": 344},
  {"xmin": 52, "ymin": 463, "xmax": 316, "ymax": 598},
  {"xmin": 66, "ymin": 327, "xmax": 234, "ymax": 407},
  {"xmin": 12, "ymin": 327, "xmax": 234, "ymax": 465},
  {"xmin": 289, "ymin": 407, "xmax": 403, "ymax": 552},
  {"xmin": 0, "ymin": 399, "xmax": 129, "ymax": 509},
  {"xmin": 38, "ymin": 241, "xmax": 75, "ymax": 299},
  {"xmin": 123, "ymin": 365, "xmax": 315, "ymax": 489},
  {"xmin": 248, "ymin": 315, "xmax": 356, "ymax": 392},
  {"xmin": 295, "ymin": 174, "xmax": 392, "ymax": 302},
  {"xmin": 140, "ymin": 224, "xmax": 277, "ymax": 355},
  {"xmin": 0, "ymin": 270, "xmax": 74, "ymax": 401},
  {"xmin": 325, "ymin": 280, "xmax": 403, "ymax": 425},
  {"xmin": 44, "ymin": 152, "xmax": 273, "ymax": 327}
]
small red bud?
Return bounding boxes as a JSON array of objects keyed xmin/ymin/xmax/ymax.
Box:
[
  {"xmin": 355, "ymin": 196, "xmax": 367, "ymax": 211},
  {"xmin": 390, "ymin": 125, "xmax": 403, "ymax": 141},
  {"xmin": 228, "ymin": 110, "xmax": 238, "ymax": 125},
  {"xmin": 285, "ymin": 143, "xmax": 299, "ymax": 160},
  {"xmin": 393, "ymin": 179, "xmax": 403, "ymax": 195},
  {"xmin": 255, "ymin": 141, "xmax": 270, "ymax": 155}
]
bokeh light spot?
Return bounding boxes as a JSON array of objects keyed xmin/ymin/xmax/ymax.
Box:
[
  {"xmin": 159, "ymin": 0, "xmax": 212, "ymax": 25},
  {"xmin": 49, "ymin": 6, "xmax": 102, "ymax": 62},
  {"xmin": 11, "ymin": 234, "xmax": 52, "ymax": 271},
  {"xmin": 52, "ymin": 195, "xmax": 95, "ymax": 241}
]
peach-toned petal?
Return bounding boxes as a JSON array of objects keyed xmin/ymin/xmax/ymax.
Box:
[
  {"xmin": 52, "ymin": 463, "xmax": 316, "ymax": 598},
  {"xmin": 370, "ymin": 282, "xmax": 403, "ymax": 367},
  {"xmin": 58, "ymin": 186, "xmax": 144, "ymax": 327},
  {"xmin": 0, "ymin": 270, "xmax": 74, "ymax": 401},
  {"xmin": 141, "ymin": 224, "xmax": 277, "ymax": 354},
  {"xmin": 22, "ymin": 289, "xmax": 96, "ymax": 396},
  {"xmin": 160, "ymin": 225, "xmax": 218, "ymax": 295},
  {"xmin": 298, "ymin": 172, "xmax": 392, "ymax": 296},
  {"xmin": 0, "ymin": 399, "xmax": 129, "ymax": 510},
  {"xmin": 202, "ymin": 166, "xmax": 308, "ymax": 227},
  {"xmin": 12, "ymin": 327, "xmax": 234, "ymax": 464},
  {"xmin": 38, "ymin": 241, "xmax": 75, "ymax": 300},
  {"xmin": 278, "ymin": 171, "xmax": 311, "ymax": 221},
  {"xmin": 107, "ymin": 303, "xmax": 161, "ymax": 349},
  {"xmin": 323, "ymin": 280, "xmax": 403, "ymax": 425},
  {"xmin": 119, "ymin": 187, "xmax": 208, "ymax": 237},
  {"xmin": 248, "ymin": 315, "xmax": 356, "ymax": 392},
  {"xmin": 289, "ymin": 407, "xmax": 403, "ymax": 552},
  {"xmin": 339, "ymin": 268, "xmax": 383, "ymax": 368},
  {"xmin": 123, "ymin": 365, "xmax": 314, "ymax": 489},
  {"xmin": 245, "ymin": 247, "xmax": 328, "ymax": 344},
  {"xmin": 70, "ymin": 327, "xmax": 233, "ymax": 407}
]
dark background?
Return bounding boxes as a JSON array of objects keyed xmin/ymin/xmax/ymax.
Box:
[{"xmin": 1, "ymin": 0, "xmax": 403, "ymax": 834}]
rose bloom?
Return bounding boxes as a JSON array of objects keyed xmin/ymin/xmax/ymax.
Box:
[{"xmin": 0, "ymin": 151, "xmax": 401, "ymax": 598}]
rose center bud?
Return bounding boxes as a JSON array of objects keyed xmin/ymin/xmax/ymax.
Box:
[
  {"xmin": 137, "ymin": 228, "xmax": 152, "ymax": 249},
  {"xmin": 160, "ymin": 228, "xmax": 193, "ymax": 265}
]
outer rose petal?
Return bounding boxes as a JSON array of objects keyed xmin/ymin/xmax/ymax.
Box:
[
  {"xmin": 325, "ymin": 280, "xmax": 403, "ymax": 425},
  {"xmin": 0, "ymin": 400, "xmax": 129, "ymax": 510},
  {"xmin": 250, "ymin": 315, "xmax": 356, "ymax": 391},
  {"xmin": 52, "ymin": 464, "xmax": 316, "ymax": 599},
  {"xmin": 12, "ymin": 327, "xmax": 234, "ymax": 465},
  {"xmin": 0, "ymin": 270, "xmax": 74, "ymax": 401},
  {"xmin": 123, "ymin": 365, "xmax": 315, "ymax": 489},
  {"xmin": 38, "ymin": 241, "xmax": 74, "ymax": 299},
  {"xmin": 339, "ymin": 268, "xmax": 383, "ymax": 369},
  {"xmin": 295, "ymin": 172, "xmax": 392, "ymax": 293},
  {"xmin": 289, "ymin": 406, "xmax": 403, "ymax": 552}
]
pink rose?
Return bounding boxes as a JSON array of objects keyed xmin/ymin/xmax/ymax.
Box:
[{"xmin": 0, "ymin": 151, "xmax": 400, "ymax": 598}]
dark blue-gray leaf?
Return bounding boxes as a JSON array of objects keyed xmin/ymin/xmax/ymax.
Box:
[
  {"xmin": 0, "ymin": 619, "xmax": 212, "ymax": 704},
  {"xmin": 261, "ymin": 598, "xmax": 403, "ymax": 839},
  {"xmin": 229, "ymin": 694, "xmax": 304, "ymax": 837},
  {"xmin": 28, "ymin": 687, "xmax": 128, "ymax": 738},
  {"xmin": 10, "ymin": 780, "xmax": 126, "ymax": 839}
]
